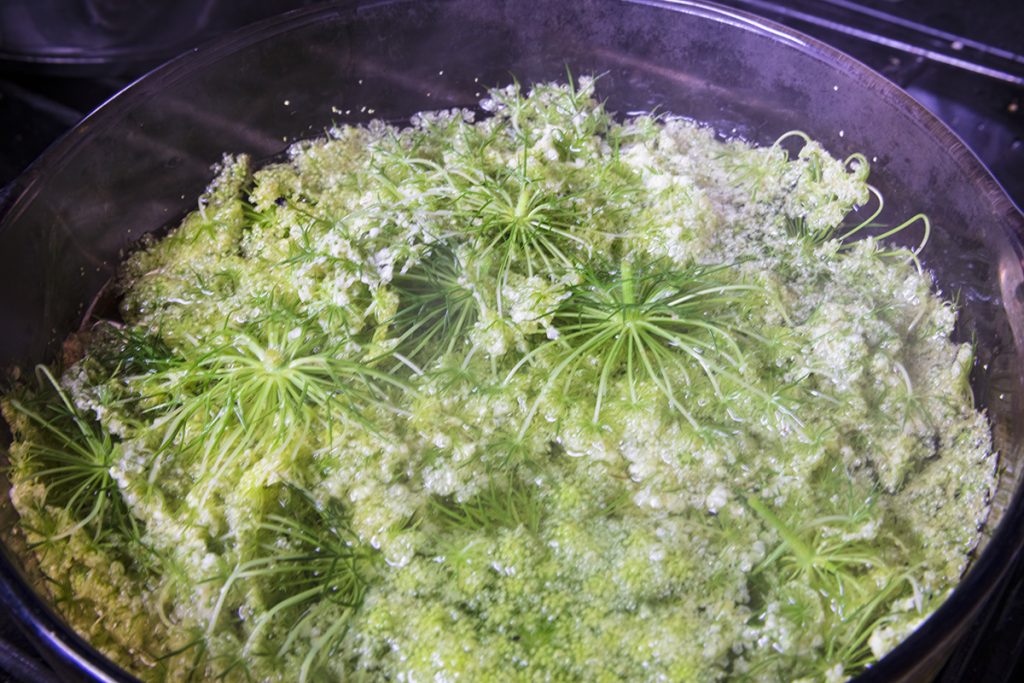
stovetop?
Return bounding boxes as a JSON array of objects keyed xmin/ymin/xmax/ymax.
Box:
[{"xmin": 1, "ymin": 1, "xmax": 1022, "ymax": 682}]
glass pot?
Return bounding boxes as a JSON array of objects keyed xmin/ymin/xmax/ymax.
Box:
[{"xmin": 1, "ymin": 1, "xmax": 1022, "ymax": 680}]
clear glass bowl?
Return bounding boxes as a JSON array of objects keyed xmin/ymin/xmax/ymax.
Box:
[{"xmin": 1, "ymin": 1, "xmax": 1022, "ymax": 680}]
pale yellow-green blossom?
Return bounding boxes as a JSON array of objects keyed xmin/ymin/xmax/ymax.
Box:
[{"xmin": 2, "ymin": 79, "xmax": 994, "ymax": 682}]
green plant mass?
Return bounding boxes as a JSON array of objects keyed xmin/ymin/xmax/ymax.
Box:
[{"xmin": 1, "ymin": 79, "xmax": 995, "ymax": 682}]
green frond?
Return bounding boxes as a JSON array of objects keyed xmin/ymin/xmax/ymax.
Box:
[
  {"xmin": 746, "ymin": 491, "xmax": 917, "ymax": 677},
  {"xmin": 508, "ymin": 259, "xmax": 758, "ymax": 434},
  {"xmin": 448, "ymin": 166, "xmax": 592, "ymax": 292},
  {"xmin": 386, "ymin": 244, "xmax": 478, "ymax": 369},
  {"xmin": 242, "ymin": 200, "xmax": 279, "ymax": 231},
  {"xmin": 8, "ymin": 366, "xmax": 131, "ymax": 543},
  {"xmin": 136, "ymin": 320, "xmax": 407, "ymax": 501},
  {"xmin": 206, "ymin": 493, "xmax": 376, "ymax": 681},
  {"xmin": 748, "ymin": 493, "xmax": 885, "ymax": 587},
  {"xmin": 87, "ymin": 324, "xmax": 176, "ymax": 380},
  {"xmin": 431, "ymin": 476, "xmax": 544, "ymax": 538},
  {"xmin": 823, "ymin": 572, "xmax": 921, "ymax": 673}
]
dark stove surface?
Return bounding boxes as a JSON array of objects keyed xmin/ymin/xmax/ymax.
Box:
[{"xmin": 1, "ymin": 1, "xmax": 1022, "ymax": 682}]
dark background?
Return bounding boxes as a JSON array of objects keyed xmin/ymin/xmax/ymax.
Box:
[{"xmin": 0, "ymin": 1, "xmax": 1022, "ymax": 681}]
